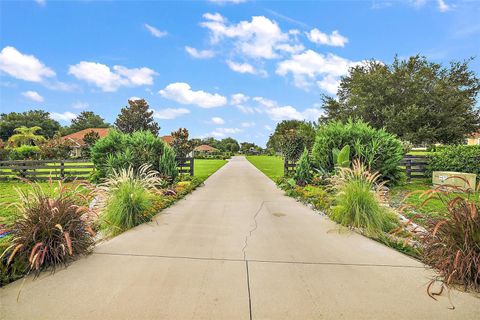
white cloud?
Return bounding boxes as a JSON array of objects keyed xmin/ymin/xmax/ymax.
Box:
[
  {"xmin": 306, "ymin": 29, "xmax": 348, "ymax": 47},
  {"xmin": 50, "ymin": 111, "xmax": 77, "ymax": 122},
  {"xmin": 0, "ymin": 46, "xmax": 55, "ymax": 82},
  {"xmin": 236, "ymin": 105, "xmax": 256, "ymax": 114},
  {"xmin": 437, "ymin": 0, "xmax": 451, "ymax": 12},
  {"xmin": 227, "ymin": 60, "xmax": 255, "ymax": 74},
  {"xmin": 68, "ymin": 61, "xmax": 157, "ymax": 92},
  {"xmin": 253, "ymin": 96, "xmax": 322, "ymax": 122},
  {"xmin": 185, "ymin": 46, "xmax": 215, "ymax": 59},
  {"xmin": 264, "ymin": 125, "xmax": 272, "ymax": 131},
  {"xmin": 211, "ymin": 117, "xmax": 226, "ymax": 125},
  {"xmin": 316, "ymin": 75, "xmax": 340, "ymax": 95},
  {"xmin": 200, "ymin": 13, "xmax": 301, "ymax": 59},
  {"xmin": 152, "ymin": 108, "xmax": 190, "ymax": 120},
  {"xmin": 241, "ymin": 121, "xmax": 255, "ymax": 127},
  {"xmin": 230, "ymin": 93, "xmax": 249, "ymax": 105},
  {"xmin": 276, "ymin": 49, "xmax": 359, "ymax": 93},
  {"xmin": 144, "ymin": 24, "xmax": 167, "ymax": 38},
  {"xmin": 22, "ymin": 90, "xmax": 44, "ymax": 102},
  {"xmin": 34, "ymin": 0, "xmax": 46, "ymax": 6},
  {"xmin": 210, "ymin": 127, "xmax": 243, "ymax": 138},
  {"xmin": 129, "ymin": 96, "xmax": 142, "ymax": 101},
  {"xmin": 159, "ymin": 82, "xmax": 227, "ymax": 108},
  {"xmin": 72, "ymin": 102, "xmax": 89, "ymax": 109}
]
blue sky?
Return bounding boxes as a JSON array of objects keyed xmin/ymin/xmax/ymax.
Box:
[{"xmin": 1, "ymin": 0, "xmax": 479, "ymax": 146}]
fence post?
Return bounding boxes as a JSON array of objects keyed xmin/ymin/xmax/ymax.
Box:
[
  {"xmin": 284, "ymin": 158, "xmax": 287, "ymax": 176},
  {"xmin": 60, "ymin": 160, "xmax": 65, "ymax": 179},
  {"xmin": 405, "ymin": 158, "xmax": 411, "ymax": 182},
  {"xmin": 190, "ymin": 158, "xmax": 194, "ymax": 176}
]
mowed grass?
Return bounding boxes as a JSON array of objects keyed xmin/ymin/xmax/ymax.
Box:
[
  {"xmin": 194, "ymin": 159, "xmax": 227, "ymax": 181},
  {"xmin": 246, "ymin": 155, "xmax": 284, "ymax": 181}
]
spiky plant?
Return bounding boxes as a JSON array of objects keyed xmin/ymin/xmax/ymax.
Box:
[
  {"xmin": 158, "ymin": 146, "xmax": 178, "ymax": 181},
  {"xmin": 1, "ymin": 181, "xmax": 95, "ymax": 278},
  {"xmin": 415, "ymin": 181, "xmax": 480, "ymax": 293},
  {"xmin": 330, "ymin": 159, "xmax": 397, "ymax": 236},
  {"xmin": 97, "ymin": 164, "xmax": 163, "ymax": 236},
  {"xmin": 294, "ymin": 148, "xmax": 312, "ymax": 186}
]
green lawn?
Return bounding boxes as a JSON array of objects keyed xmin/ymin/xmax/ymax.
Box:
[
  {"xmin": 194, "ymin": 159, "xmax": 227, "ymax": 181},
  {"xmin": 246, "ymin": 155, "xmax": 284, "ymax": 181}
]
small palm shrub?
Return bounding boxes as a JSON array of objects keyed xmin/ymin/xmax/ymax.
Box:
[
  {"xmin": 419, "ymin": 183, "xmax": 480, "ymax": 292},
  {"xmin": 294, "ymin": 148, "xmax": 311, "ymax": 186},
  {"xmin": 1, "ymin": 182, "xmax": 95, "ymax": 277},
  {"xmin": 330, "ymin": 159, "xmax": 397, "ymax": 236},
  {"xmin": 159, "ymin": 146, "xmax": 178, "ymax": 181},
  {"xmin": 312, "ymin": 120, "xmax": 404, "ymax": 184},
  {"xmin": 98, "ymin": 165, "xmax": 163, "ymax": 236}
]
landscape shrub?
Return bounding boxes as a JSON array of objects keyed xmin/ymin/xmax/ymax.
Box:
[
  {"xmin": 90, "ymin": 130, "xmax": 171, "ymax": 181},
  {"xmin": 428, "ymin": 145, "xmax": 480, "ymax": 175},
  {"xmin": 330, "ymin": 160, "xmax": 398, "ymax": 236},
  {"xmin": 8, "ymin": 145, "xmax": 40, "ymax": 160},
  {"xmin": 0, "ymin": 139, "xmax": 8, "ymax": 160},
  {"xmin": 98, "ymin": 165, "xmax": 163, "ymax": 236},
  {"xmin": 1, "ymin": 182, "xmax": 95, "ymax": 278},
  {"xmin": 159, "ymin": 146, "xmax": 178, "ymax": 181},
  {"xmin": 419, "ymin": 184, "xmax": 480, "ymax": 292},
  {"xmin": 39, "ymin": 135, "xmax": 74, "ymax": 159},
  {"xmin": 294, "ymin": 148, "xmax": 312, "ymax": 185},
  {"xmin": 311, "ymin": 120, "xmax": 404, "ymax": 184}
]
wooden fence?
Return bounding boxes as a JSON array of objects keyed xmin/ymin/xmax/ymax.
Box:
[
  {"xmin": 284, "ymin": 155, "xmax": 429, "ymax": 180},
  {"xmin": 176, "ymin": 157, "xmax": 194, "ymax": 176},
  {"xmin": 0, "ymin": 159, "xmax": 93, "ymax": 181},
  {"xmin": 0, "ymin": 157, "xmax": 195, "ymax": 181},
  {"xmin": 399, "ymin": 155, "xmax": 428, "ymax": 181}
]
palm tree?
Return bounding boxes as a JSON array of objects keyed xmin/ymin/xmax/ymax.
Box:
[{"xmin": 8, "ymin": 126, "xmax": 46, "ymax": 146}]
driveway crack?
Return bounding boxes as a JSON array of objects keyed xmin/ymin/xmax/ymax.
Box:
[{"xmin": 242, "ymin": 201, "xmax": 265, "ymax": 261}]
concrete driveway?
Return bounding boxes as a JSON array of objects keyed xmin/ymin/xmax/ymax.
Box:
[{"xmin": 1, "ymin": 156, "xmax": 478, "ymax": 319}]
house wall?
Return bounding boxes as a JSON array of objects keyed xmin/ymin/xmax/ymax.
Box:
[{"xmin": 467, "ymin": 138, "xmax": 480, "ymax": 145}]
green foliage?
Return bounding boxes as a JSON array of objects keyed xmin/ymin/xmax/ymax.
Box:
[
  {"xmin": 428, "ymin": 145, "xmax": 480, "ymax": 175},
  {"xmin": 218, "ymin": 137, "xmax": 240, "ymax": 153},
  {"xmin": 330, "ymin": 160, "xmax": 398, "ymax": 236},
  {"xmin": 276, "ymin": 178, "xmax": 332, "ymax": 212},
  {"xmin": 8, "ymin": 145, "xmax": 40, "ymax": 160},
  {"xmin": 240, "ymin": 142, "xmax": 263, "ymax": 154},
  {"xmin": 90, "ymin": 130, "xmax": 169, "ymax": 181},
  {"xmin": 312, "ymin": 120, "xmax": 404, "ymax": 184},
  {"xmin": 0, "ymin": 139, "xmax": 9, "ymax": 160},
  {"xmin": 294, "ymin": 148, "xmax": 312, "ymax": 185},
  {"xmin": 114, "ymin": 99, "xmax": 160, "ymax": 135},
  {"xmin": 0, "ymin": 110, "xmax": 61, "ymax": 142},
  {"xmin": 39, "ymin": 134, "xmax": 74, "ymax": 159},
  {"xmin": 7, "ymin": 126, "xmax": 46, "ymax": 147},
  {"xmin": 159, "ymin": 146, "xmax": 178, "ymax": 181},
  {"xmin": 419, "ymin": 185, "xmax": 480, "ymax": 292},
  {"xmin": 267, "ymin": 120, "xmax": 316, "ymax": 154},
  {"xmin": 280, "ymin": 131, "xmax": 305, "ymax": 161},
  {"xmin": 321, "ymin": 55, "xmax": 480, "ymax": 145},
  {"xmin": 1, "ymin": 182, "xmax": 95, "ymax": 279},
  {"xmin": 332, "ymin": 145, "xmax": 351, "ymax": 168},
  {"xmin": 170, "ymin": 128, "xmax": 194, "ymax": 157},
  {"xmin": 98, "ymin": 165, "xmax": 162, "ymax": 236},
  {"xmin": 81, "ymin": 130, "xmax": 101, "ymax": 158},
  {"xmin": 66, "ymin": 111, "xmax": 109, "ymax": 135}
]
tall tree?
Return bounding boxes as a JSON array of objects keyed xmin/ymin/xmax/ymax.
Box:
[
  {"xmin": 114, "ymin": 99, "xmax": 160, "ymax": 135},
  {"xmin": 67, "ymin": 111, "xmax": 109, "ymax": 134},
  {"xmin": 267, "ymin": 120, "xmax": 316, "ymax": 154},
  {"xmin": 0, "ymin": 110, "xmax": 60, "ymax": 141},
  {"xmin": 321, "ymin": 55, "xmax": 480, "ymax": 145},
  {"xmin": 219, "ymin": 137, "xmax": 240, "ymax": 152},
  {"xmin": 8, "ymin": 126, "xmax": 46, "ymax": 146},
  {"xmin": 170, "ymin": 128, "xmax": 194, "ymax": 157}
]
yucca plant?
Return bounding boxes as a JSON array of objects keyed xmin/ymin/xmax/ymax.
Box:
[
  {"xmin": 97, "ymin": 164, "xmax": 163, "ymax": 236},
  {"xmin": 330, "ymin": 159, "xmax": 397, "ymax": 236},
  {"xmin": 294, "ymin": 148, "xmax": 312, "ymax": 186},
  {"xmin": 1, "ymin": 181, "xmax": 95, "ymax": 278},
  {"xmin": 415, "ymin": 181, "xmax": 480, "ymax": 293}
]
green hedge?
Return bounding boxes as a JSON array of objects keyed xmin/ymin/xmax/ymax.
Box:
[
  {"xmin": 311, "ymin": 120, "xmax": 404, "ymax": 184},
  {"xmin": 428, "ymin": 145, "xmax": 480, "ymax": 175},
  {"xmin": 90, "ymin": 130, "xmax": 171, "ymax": 181}
]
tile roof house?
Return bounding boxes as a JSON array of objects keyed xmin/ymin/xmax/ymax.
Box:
[
  {"xmin": 161, "ymin": 135, "xmax": 174, "ymax": 145},
  {"xmin": 467, "ymin": 131, "xmax": 480, "ymax": 145},
  {"xmin": 62, "ymin": 128, "xmax": 110, "ymax": 157},
  {"xmin": 193, "ymin": 144, "xmax": 218, "ymax": 153}
]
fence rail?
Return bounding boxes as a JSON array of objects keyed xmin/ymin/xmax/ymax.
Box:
[
  {"xmin": 0, "ymin": 159, "xmax": 93, "ymax": 181},
  {"xmin": 0, "ymin": 157, "xmax": 196, "ymax": 181},
  {"xmin": 284, "ymin": 155, "xmax": 429, "ymax": 180}
]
